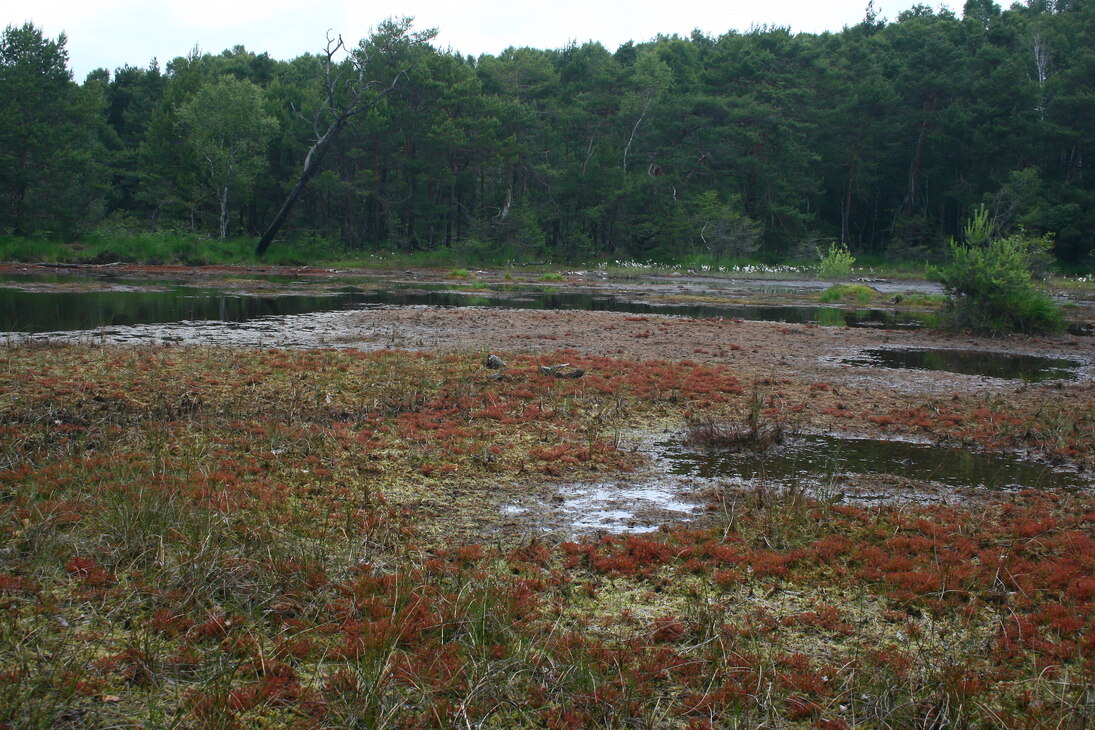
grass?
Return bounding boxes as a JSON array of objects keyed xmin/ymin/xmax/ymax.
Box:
[
  {"xmin": 892, "ymin": 292, "xmax": 948, "ymax": 307},
  {"xmin": 819, "ymin": 284, "xmax": 878, "ymax": 304},
  {"xmin": 1, "ymin": 344, "xmax": 1094, "ymax": 727},
  {"xmin": 0, "ymin": 233, "xmax": 978, "ymax": 283},
  {"xmin": 0, "ymin": 232, "xmax": 351, "ymax": 268}
]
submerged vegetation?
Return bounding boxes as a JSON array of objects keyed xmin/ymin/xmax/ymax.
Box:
[{"xmin": 1, "ymin": 343, "xmax": 1093, "ymax": 727}]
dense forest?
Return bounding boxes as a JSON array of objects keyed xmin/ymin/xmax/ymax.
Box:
[{"xmin": 1, "ymin": 1, "xmax": 1092, "ymax": 265}]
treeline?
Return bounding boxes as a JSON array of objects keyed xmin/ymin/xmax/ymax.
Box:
[{"xmin": 1, "ymin": 1, "xmax": 1093, "ymax": 264}]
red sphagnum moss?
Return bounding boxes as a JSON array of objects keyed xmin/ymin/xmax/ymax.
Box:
[{"xmin": 0, "ymin": 344, "xmax": 1092, "ymax": 727}]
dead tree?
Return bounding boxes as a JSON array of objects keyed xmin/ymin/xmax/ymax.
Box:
[{"xmin": 256, "ymin": 31, "xmax": 404, "ymax": 255}]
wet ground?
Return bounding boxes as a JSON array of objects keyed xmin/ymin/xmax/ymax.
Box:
[
  {"xmin": 3, "ymin": 262, "xmax": 1094, "ymax": 537},
  {"xmin": 499, "ymin": 428, "xmax": 1094, "ymax": 538},
  {"xmin": 0, "ymin": 265, "xmax": 947, "ymax": 332}
]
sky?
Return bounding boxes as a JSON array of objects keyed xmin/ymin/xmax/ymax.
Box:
[{"xmin": 8, "ymin": 0, "xmax": 952, "ymax": 81}]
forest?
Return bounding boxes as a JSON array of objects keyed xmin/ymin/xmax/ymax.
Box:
[{"xmin": 1, "ymin": 0, "xmax": 1092, "ymax": 266}]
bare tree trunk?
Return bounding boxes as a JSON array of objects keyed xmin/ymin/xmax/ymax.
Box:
[
  {"xmin": 899, "ymin": 95, "xmax": 938, "ymax": 217},
  {"xmin": 219, "ymin": 186, "xmax": 229, "ymax": 239},
  {"xmin": 255, "ymin": 31, "xmax": 406, "ymax": 256},
  {"xmin": 1031, "ymin": 31, "xmax": 1050, "ymax": 121},
  {"xmin": 256, "ymin": 124, "xmax": 342, "ymax": 254},
  {"xmin": 497, "ymin": 181, "xmax": 513, "ymax": 221},
  {"xmin": 842, "ymin": 155, "xmax": 857, "ymax": 244},
  {"xmin": 622, "ymin": 100, "xmax": 650, "ymax": 179}
]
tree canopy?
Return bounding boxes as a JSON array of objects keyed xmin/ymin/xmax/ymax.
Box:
[{"xmin": 1, "ymin": 3, "xmax": 1093, "ymax": 266}]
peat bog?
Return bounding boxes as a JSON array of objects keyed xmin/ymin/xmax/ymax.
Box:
[{"xmin": 2, "ymin": 266, "xmax": 1095, "ymax": 728}]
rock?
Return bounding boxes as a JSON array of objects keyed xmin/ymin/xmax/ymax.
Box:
[
  {"xmin": 484, "ymin": 354, "xmax": 506, "ymax": 369},
  {"xmin": 537, "ymin": 362, "xmax": 584, "ymax": 378}
]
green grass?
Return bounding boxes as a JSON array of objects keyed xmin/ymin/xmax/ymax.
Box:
[
  {"xmin": 12, "ymin": 233, "xmax": 1074, "ymax": 289},
  {"xmin": 892, "ymin": 292, "xmax": 948, "ymax": 307},
  {"xmin": 0, "ymin": 232, "xmax": 348, "ymax": 267},
  {"xmin": 819, "ymin": 284, "xmax": 878, "ymax": 304}
]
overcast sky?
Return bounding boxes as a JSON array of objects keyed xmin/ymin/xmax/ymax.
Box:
[{"xmin": 9, "ymin": 0, "xmax": 951, "ymax": 81}]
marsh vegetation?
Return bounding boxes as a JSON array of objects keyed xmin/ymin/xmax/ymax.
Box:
[{"xmin": 1, "ymin": 329, "xmax": 1093, "ymax": 727}]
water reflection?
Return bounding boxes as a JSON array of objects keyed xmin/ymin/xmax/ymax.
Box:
[
  {"xmin": 0, "ymin": 286, "xmax": 348, "ymax": 332},
  {"xmin": 844, "ymin": 348, "xmax": 1082, "ymax": 382},
  {"xmin": 658, "ymin": 433, "xmax": 1090, "ymax": 491},
  {"xmin": 0, "ymin": 278, "xmax": 941, "ymax": 333}
]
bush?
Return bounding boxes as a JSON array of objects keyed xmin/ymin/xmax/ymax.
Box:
[
  {"xmin": 816, "ymin": 242, "xmax": 856, "ymax": 279},
  {"xmin": 927, "ymin": 206, "xmax": 1063, "ymax": 334}
]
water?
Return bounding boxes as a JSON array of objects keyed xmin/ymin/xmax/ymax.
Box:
[
  {"xmin": 0, "ymin": 274, "xmax": 938, "ymax": 333},
  {"xmin": 0, "ymin": 285, "xmax": 353, "ymax": 332},
  {"xmin": 553, "ymin": 482, "xmax": 700, "ymax": 534},
  {"xmin": 658, "ymin": 433, "xmax": 1090, "ymax": 491},
  {"xmin": 844, "ymin": 348, "xmax": 1083, "ymax": 382},
  {"xmin": 354, "ymin": 289, "xmax": 936, "ymax": 327},
  {"xmin": 502, "ymin": 431, "xmax": 1091, "ymax": 537}
]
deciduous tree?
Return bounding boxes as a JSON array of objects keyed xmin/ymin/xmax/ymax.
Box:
[{"xmin": 178, "ymin": 76, "xmax": 276, "ymax": 238}]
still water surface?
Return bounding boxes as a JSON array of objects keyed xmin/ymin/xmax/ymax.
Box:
[{"xmin": 0, "ymin": 275, "xmax": 935, "ymax": 332}]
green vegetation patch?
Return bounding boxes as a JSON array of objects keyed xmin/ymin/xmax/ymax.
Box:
[
  {"xmin": 928, "ymin": 207, "xmax": 1064, "ymax": 334},
  {"xmin": 892, "ymin": 292, "xmax": 948, "ymax": 307},
  {"xmin": 816, "ymin": 243, "xmax": 856, "ymax": 279},
  {"xmin": 819, "ymin": 283, "xmax": 878, "ymax": 304}
]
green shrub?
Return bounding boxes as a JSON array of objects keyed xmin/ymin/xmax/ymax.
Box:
[
  {"xmin": 539, "ymin": 272, "xmax": 565, "ymax": 282},
  {"xmin": 926, "ymin": 206, "xmax": 1063, "ymax": 334},
  {"xmin": 816, "ymin": 242, "xmax": 856, "ymax": 279}
]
